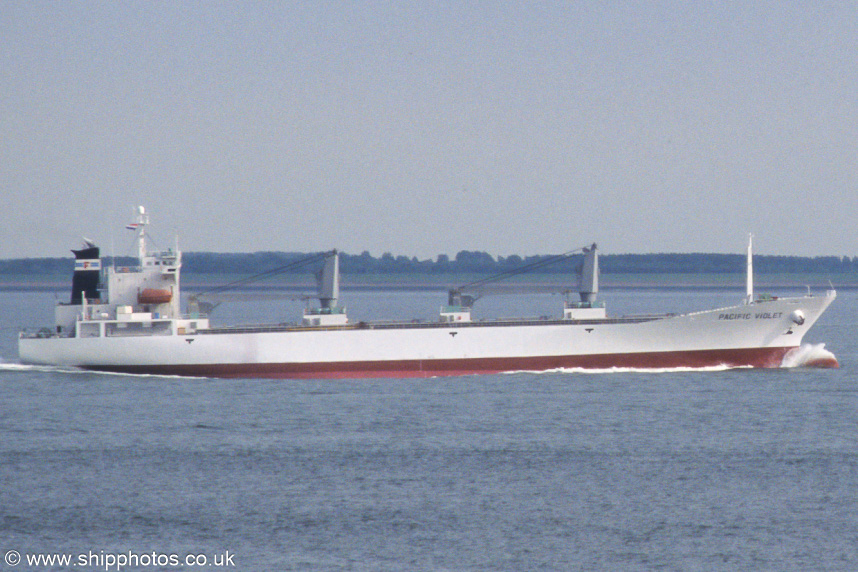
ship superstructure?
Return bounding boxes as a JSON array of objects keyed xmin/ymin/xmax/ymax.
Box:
[
  {"xmin": 19, "ymin": 208, "xmax": 838, "ymax": 378},
  {"xmin": 50, "ymin": 206, "xmax": 203, "ymax": 341}
]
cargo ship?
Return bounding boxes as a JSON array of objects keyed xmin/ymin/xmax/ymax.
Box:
[{"xmin": 18, "ymin": 207, "xmax": 838, "ymax": 378}]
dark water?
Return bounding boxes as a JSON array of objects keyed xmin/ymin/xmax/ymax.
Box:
[{"xmin": 1, "ymin": 287, "xmax": 856, "ymax": 570}]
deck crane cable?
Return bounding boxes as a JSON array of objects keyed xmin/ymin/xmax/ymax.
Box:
[
  {"xmin": 449, "ymin": 245, "xmax": 592, "ymax": 305},
  {"xmin": 194, "ymin": 250, "xmax": 335, "ymax": 298}
]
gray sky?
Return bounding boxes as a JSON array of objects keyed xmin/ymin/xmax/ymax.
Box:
[{"xmin": 2, "ymin": 1, "xmax": 856, "ymax": 260}]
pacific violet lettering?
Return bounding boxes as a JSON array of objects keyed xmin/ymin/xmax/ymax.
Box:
[{"xmin": 718, "ymin": 312, "xmax": 783, "ymax": 320}]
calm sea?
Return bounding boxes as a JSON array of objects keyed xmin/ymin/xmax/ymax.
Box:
[{"xmin": 1, "ymin": 284, "xmax": 856, "ymax": 571}]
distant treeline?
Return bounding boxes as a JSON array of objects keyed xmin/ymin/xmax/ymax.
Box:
[{"xmin": 1, "ymin": 250, "xmax": 856, "ymax": 276}]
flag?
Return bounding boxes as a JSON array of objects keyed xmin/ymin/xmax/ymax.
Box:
[
  {"xmin": 126, "ymin": 223, "xmax": 139, "ymax": 230},
  {"xmin": 75, "ymin": 259, "xmax": 101, "ymax": 270}
]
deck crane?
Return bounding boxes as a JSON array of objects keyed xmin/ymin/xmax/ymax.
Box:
[{"xmin": 442, "ymin": 244, "xmax": 602, "ymax": 322}]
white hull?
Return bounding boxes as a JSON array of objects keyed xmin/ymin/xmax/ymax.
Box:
[{"xmin": 19, "ymin": 293, "xmax": 836, "ymax": 378}]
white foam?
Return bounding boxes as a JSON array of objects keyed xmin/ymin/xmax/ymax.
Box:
[
  {"xmin": 502, "ymin": 364, "xmax": 738, "ymax": 376},
  {"xmin": 0, "ymin": 361, "xmax": 200, "ymax": 379},
  {"xmin": 780, "ymin": 343, "xmax": 838, "ymax": 368},
  {"xmin": 0, "ymin": 361, "xmax": 73, "ymax": 374}
]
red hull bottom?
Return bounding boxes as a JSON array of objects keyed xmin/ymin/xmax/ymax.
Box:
[
  {"xmin": 81, "ymin": 346, "xmax": 810, "ymax": 379},
  {"xmin": 801, "ymin": 356, "xmax": 840, "ymax": 368}
]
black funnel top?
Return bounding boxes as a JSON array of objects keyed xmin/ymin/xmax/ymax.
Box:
[{"xmin": 71, "ymin": 246, "xmax": 100, "ymax": 304}]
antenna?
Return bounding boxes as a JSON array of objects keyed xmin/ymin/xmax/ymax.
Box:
[
  {"xmin": 110, "ymin": 226, "xmax": 115, "ymax": 271},
  {"xmin": 745, "ymin": 233, "xmax": 754, "ymax": 304},
  {"xmin": 135, "ymin": 206, "xmax": 148, "ymax": 262}
]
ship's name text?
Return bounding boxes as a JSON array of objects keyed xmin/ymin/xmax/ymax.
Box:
[{"xmin": 718, "ymin": 312, "xmax": 783, "ymax": 321}]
